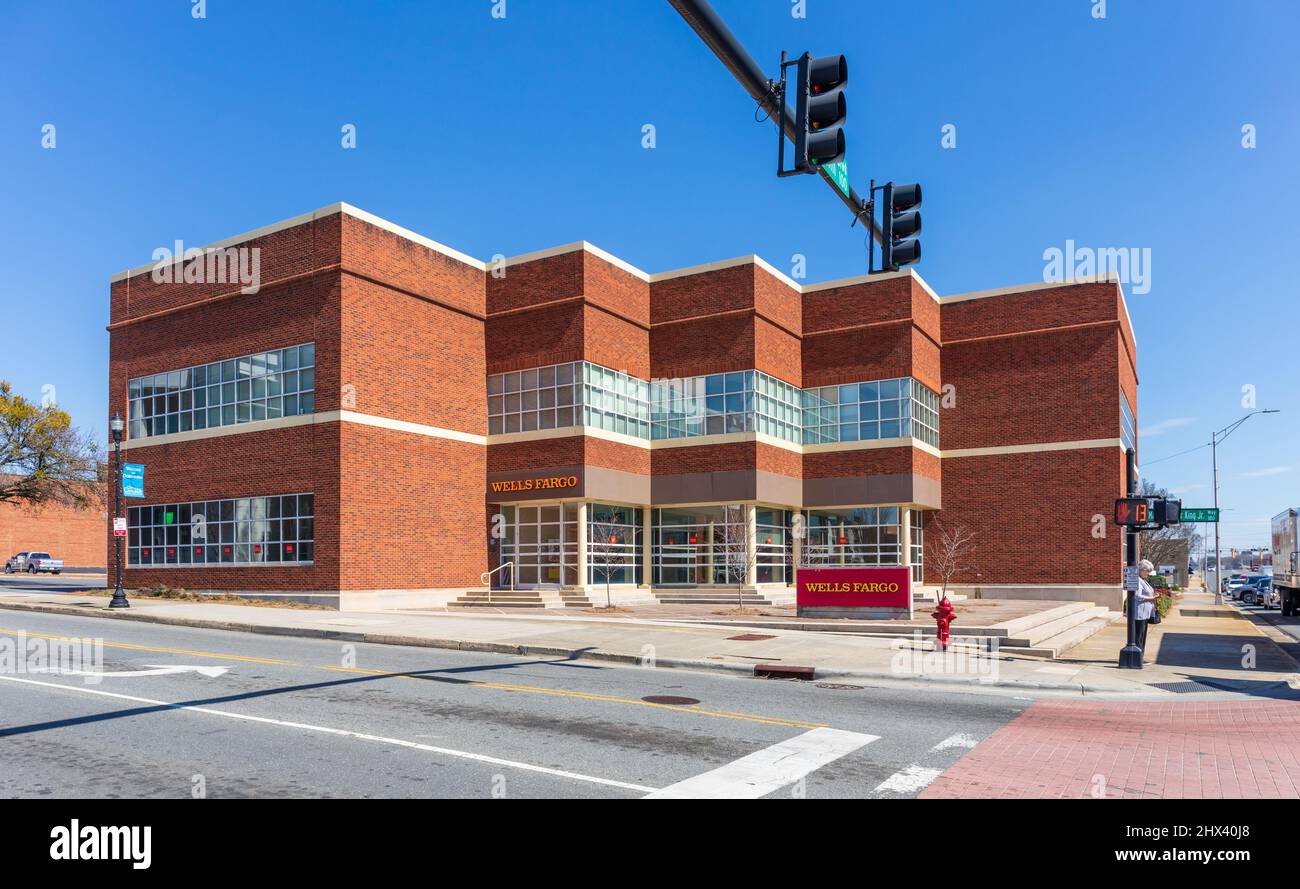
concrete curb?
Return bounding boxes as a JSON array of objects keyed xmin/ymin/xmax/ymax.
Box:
[{"xmin": 0, "ymin": 599, "xmax": 1146, "ymax": 695}]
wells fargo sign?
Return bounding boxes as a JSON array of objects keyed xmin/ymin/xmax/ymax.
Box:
[
  {"xmin": 796, "ymin": 566, "xmax": 911, "ymax": 609},
  {"xmin": 489, "ymin": 475, "xmax": 579, "ymax": 494}
]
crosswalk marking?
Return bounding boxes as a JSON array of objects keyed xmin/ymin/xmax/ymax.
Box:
[
  {"xmin": 875, "ymin": 764, "xmax": 943, "ymax": 795},
  {"xmin": 645, "ymin": 727, "xmax": 879, "ymax": 799}
]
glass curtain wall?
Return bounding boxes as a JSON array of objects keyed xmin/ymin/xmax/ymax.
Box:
[
  {"xmin": 586, "ymin": 503, "xmax": 643, "ymax": 585},
  {"xmin": 803, "ymin": 508, "xmax": 903, "ymax": 566}
]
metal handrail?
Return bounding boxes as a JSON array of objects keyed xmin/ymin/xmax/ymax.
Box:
[{"xmin": 479, "ymin": 562, "xmax": 514, "ymax": 603}]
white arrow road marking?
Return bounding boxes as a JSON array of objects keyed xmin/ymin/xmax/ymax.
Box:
[
  {"xmin": 874, "ymin": 764, "xmax": 942, "ymax": 795},
  {"xmin": 0, "ymin": 675, "xmax": 656, "ymax": 794},
  {"xmin": 26, "ymin": 665, "xmax": 230, "ymax": 678},
  {"xmin": 644, "ymin": 727, "xmax": 878, "ymax": 799},
  {"xmin": 932, "ymin": 733, "xmax": 978, "ymax": 751}
]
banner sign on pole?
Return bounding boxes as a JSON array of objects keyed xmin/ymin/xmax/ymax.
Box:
[{"xmin": 122, "ymin": 463, "xmax": 145, "ymax": 499}]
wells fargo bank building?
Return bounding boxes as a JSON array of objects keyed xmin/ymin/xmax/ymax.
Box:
[{"xmin": 108, "ymin": 203, "xmax": 1138, "ymax": 609}]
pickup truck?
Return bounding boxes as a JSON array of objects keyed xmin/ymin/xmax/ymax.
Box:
[{"xmin": 4, "ymin": 551, "xmax": 63, "ymax": 574}]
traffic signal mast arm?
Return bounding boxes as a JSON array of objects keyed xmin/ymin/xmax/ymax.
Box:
[{"xmin": 667, "ymin": 0, "xmax": 880, "ymax": 241}]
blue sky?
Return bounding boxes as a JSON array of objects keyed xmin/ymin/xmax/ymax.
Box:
[{"xmin": 2, "ymin": 0, "xmax": 1296, "ymax": 549}]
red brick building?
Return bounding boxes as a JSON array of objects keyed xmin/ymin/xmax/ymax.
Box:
[
  {"xmin": 0, "ymin": 498, "xmax": 107, "ymax": 571},
  {"xmin": 107, "ymin": 203, "xmax": 1137, "ymax": 609}
]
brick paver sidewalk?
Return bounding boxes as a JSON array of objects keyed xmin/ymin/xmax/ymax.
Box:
[{"xmin": 922, "ymin": 699, "xmax": 1300, "ymax": 799}]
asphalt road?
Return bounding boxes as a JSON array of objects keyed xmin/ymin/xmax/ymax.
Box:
[{"xmin": 0, "ymin": 605, "xmax": 1033, "ymax": 799}]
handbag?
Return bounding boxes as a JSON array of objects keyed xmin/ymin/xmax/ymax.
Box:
[{"xmin": 1150, "ymin": 601, "xmax": 1162, "ymax": 624}]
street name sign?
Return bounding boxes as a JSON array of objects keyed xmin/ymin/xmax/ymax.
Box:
[{"xmin": 1180, "ymin": 507, "xmax": 1220, "ymax": 523}]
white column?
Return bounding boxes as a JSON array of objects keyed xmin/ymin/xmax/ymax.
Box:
[
  {"xmin": 901, "ymin": 506, "xmax": 913, "ymax": 570},
  {"xmin": 640, "ymin": 506, "xmax": 652, "ymax": 588},
  {"xmin": 745, "ymin": 504, "xmax": 758, "ymax": 587},
  {"xmin": 791, "ymin": 510, "xmax": 803, "ymax": 582},
  {"xmin": 576, "ymin": 501, "xmax": 588, "ymax": 591}
]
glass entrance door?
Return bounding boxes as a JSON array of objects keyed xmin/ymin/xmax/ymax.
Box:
[{"xmin": 501, "ymin": 504, "xmax": 576, "ymax": 588}]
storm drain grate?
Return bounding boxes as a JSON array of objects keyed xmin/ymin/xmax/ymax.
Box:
[
  {"xmin": 641, "ymin": 695, "xmax": 701, "ymax": 706},
  {"xmin": 1150, "ymin": 679, "xmax": 1235, "ymax": 694},
  {"xmin": 726, "ymin": 633, "xmax": 777, "ymax": 641},
  {"xmin": 815, "ymin": 683, "xmax": 865, "ymax": 690}
]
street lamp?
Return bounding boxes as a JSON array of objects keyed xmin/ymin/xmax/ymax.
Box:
[
  {"xmin": 1211, "ymin": 409, "xmax": 1279, "ymax": 604},
  {"xmin": 109, "ymin": 411, "xmax": 129, "ymax": 609}
]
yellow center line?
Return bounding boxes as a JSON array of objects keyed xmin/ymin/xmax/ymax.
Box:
[
  {"xmin": 0, "ymin": 628, "xmax": 299, "ymax": 667},
  {"xmin": 1, "ymin": 627, "xmax": 826, "ymax": 730},
  {"xmin": 319, "ymin": 665, "xmax": 827, "ymax": 729}
]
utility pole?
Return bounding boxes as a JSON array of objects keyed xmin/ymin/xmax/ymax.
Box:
[{"xmin": 1210, "ymin": 409, "xmax": 1280, "ymax": 604}]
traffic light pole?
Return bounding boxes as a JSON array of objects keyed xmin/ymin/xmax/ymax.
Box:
[
  {"xmin": 667, "ymin": 0, "xmax": 880, "ymax": 240},
  {"xmin": 1118, "ymin": 446, "xmax": 1144, "ymax": 669}
]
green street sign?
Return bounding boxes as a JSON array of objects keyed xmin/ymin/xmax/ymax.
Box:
[
  {"xmin": 819, "ymin": 161, "xmax": 850, "ymax": 199},
  {"xmin": 1180, "ymin": 508, "xmax": 1220, "ymax": 523}
]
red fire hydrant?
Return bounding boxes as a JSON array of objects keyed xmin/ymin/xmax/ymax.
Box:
[{"xmin": 932, "ymin": 596, "xmax": 956, "ymax": 651}]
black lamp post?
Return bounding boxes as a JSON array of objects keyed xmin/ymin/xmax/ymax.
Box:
[{"xmin": 109, "ymin": 411, "xmax": 129, "ymax": 609}]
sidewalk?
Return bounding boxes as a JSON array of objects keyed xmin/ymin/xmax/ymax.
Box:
[{"xmin": 0, "ymin": 587, "xmax": 1295, "ymax": 696}]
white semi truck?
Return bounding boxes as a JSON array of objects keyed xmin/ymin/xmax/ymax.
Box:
[{"xmin": 1272, "ymin": 509, "xmax": 1299, "ymax": 615}]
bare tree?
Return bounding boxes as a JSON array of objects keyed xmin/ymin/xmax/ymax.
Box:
[
  {"xmin": 1138, "ymin": 478, "xmax": 1201, "ymax": 578},
  {"xmin": 588, "ymin": 519, "xmax": 626, "ymax": 609},
  {"xmin": 926, "ymin": 520, "xmax": 975, "ymax": 603},
  {"xmin": 715, "ymin": 505, "xmax": 753, "ymax": 609}
]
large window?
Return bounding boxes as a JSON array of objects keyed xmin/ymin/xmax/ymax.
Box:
[
  {"xmin": 802, "ymin": 378, "xmax": 939, "ymax": 446},
  {"xmin": 803, "ymin": 507, "xmax": 902, "ymax": 566},
  {"xmin": 487, "ymin": 362, "xmax": 650, "ymax": 437},
  {"xmin": 488, "ymin": 366, "xmax": 938, "ymax": 447},
  {"xmin": 755, "ymin": 508, "xmax": 793, "ymax": 584},
  {"xmin": 127, "ymin": 493, "xmax": 314, "ymax": 566},
  {"xmin": 587, "ymin": 503, "xmax": 644, "ymax": 585},
  {"xmin": 652, "ymin": 506, "xmax": 747, "ymax": 586},
  {"xmin": 127, "ymin": 343, "xmax": 316, "ymax": 440},
  {"xmin": 1121, "ymin": 393, "xmax": 1136, "ymax": 452}
]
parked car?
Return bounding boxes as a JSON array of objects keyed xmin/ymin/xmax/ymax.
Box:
[
  {"xmin": 1239, "ymin": 578, "xmax": 1272, "ymax": 606},
  {"xmin": 4, "ymin": 551, "xmax": 63, "ymax": 574}
]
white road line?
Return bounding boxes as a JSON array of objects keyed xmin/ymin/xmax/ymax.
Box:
[
  {"xmin": 932, "ymin": 733, "xmax": 978, "ymax": 751},
  {"xmin": 644, "ymin": 727, "xmax": 878, "ymax": 799},
  {"xmin": 0, "ymin": 674, "xmax": 655, "ymax": 794},
  {"xmin": 874, "ymin": 764, "xmax": 942, "ymax": 795}
]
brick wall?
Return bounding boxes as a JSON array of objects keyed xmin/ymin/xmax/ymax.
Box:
[{"xmin": 0, "ymin": 500, "xmax": 107, "ymax": 569}]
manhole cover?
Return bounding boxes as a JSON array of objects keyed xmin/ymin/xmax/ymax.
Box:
[
  {"xmin": 727, "ymin": 633, "xmax": 777, "ymax": 641},
  {"xmin": 815, "ymin": 682, "xmax": 865, "ymax": 690},
  {"xmin": 641, "ymin": 695, "xmax": 700, "ymax": 706}
]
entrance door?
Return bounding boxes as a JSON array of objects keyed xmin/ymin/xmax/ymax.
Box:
[{"xmin": 512, "ymin": 505, "xmax": 565, "ymax": 588}]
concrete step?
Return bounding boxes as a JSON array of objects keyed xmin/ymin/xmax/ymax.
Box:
[
  {"xmin": 1001, "ymin": 614, "xmax": 1119, "ymax": 659},
  {"xmin": 1001, "ymin": 605, "xmax": 1109, "ymax": 648},
  {"xmin": 994, "ymin": 601, "xmax": 1094, "ymax": 638},
  {"xmin": 656, "ymin": 597, "xmax": 772, "ymax": 605}
]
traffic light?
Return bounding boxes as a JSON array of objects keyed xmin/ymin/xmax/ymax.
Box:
[
  {"xmin": 882, "ymin": 182, "xmax": 922, "ymax": 269},
  {"xmin": 1155, "ymin": 499, "xmax": 1182, "ymax": 526},
  {"xmin": 793, "ymin": 54, "xmax": 847, "ymax": 171},
  {"xmin": 1115, "ymin": 497, "xmax": 1155, "ymax": 527}
]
